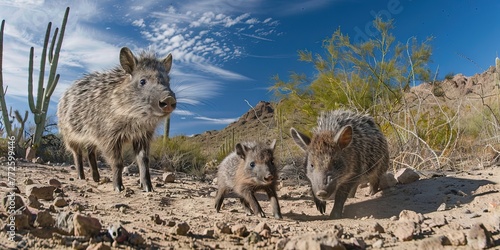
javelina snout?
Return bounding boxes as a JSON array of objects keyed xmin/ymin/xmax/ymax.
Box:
[
  {"xmin": 159, "ymin": 95, "xmax": 176, "ymax": 113},
  {"xmin": 58, "ymin": 47, "xmax": 176, "ymax": 193},
  {"xmin": 291, "ymin": 110, "xmax": 389, "ymax": 219}
]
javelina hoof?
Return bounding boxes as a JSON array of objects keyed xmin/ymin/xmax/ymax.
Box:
[
  {"xmin": 114, "ymin": 185, "xmax": 125, "ymax": 192},
  {"xmin": 314, "ymin": 197, "xmax": 326, "ymax": 214},
  {"xmin": 274, "ymin": 214, "xmax": 283, "ymax": 219},
  {"xmin": 92, "ymin": 173, "xmax": 100, "ymax": 183},
  {"xmin": 141, "ymin": 183, "xmax": 153, "ymax": 192},
  {"xmin": 330, "ymin": 210, "xmax": 342, "ymax": 219}
]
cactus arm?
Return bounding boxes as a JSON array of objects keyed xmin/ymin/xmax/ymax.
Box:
[
  {"xmin": 27, "ymin": 47, "xmax": 36, "ymax": 112},
  {"xmin": 46, "ymin": 7, "xmax": 69, "ymax": 92},
  {"xmin": 0, "ymin": 19, "xmax": 12, "ymax": 136},
  {"xmin": 34, "ymin": 22, "xmax": 52, "ymax": 114},
  {"xmin": 48, "ymin": 28, "xmax": 57, "ymax": 63}
]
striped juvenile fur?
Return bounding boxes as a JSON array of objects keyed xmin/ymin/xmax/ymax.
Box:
[
  {"xmin": 57, "ymin": 47, "xmax": 176, "ymax": 192},
  {"xmin": 291, "ymin": 110, "xmax": 389, "ymax": 219},
  {"xmin": 214, "ymin": 140, "xmax": 282, "ymax": 219}
]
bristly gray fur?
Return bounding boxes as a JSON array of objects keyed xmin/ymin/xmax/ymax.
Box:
[
  {"xmin": 291, "ymin": 109, "xmax": 389, "ymax": 219},
  {"xmin": 57, "ymin": 47, "xmax": 176, "ymax": 192}
]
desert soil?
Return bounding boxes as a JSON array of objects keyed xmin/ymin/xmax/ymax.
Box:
[{"xmin": 0, "ymin": 161, "xmax": 499, "ymax": 249}]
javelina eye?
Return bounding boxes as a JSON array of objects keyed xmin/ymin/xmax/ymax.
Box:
[
  {"xmin": 249, "ymin": 162, "xmax": 255, "ymax": 168},
  {"xmin": 140, "ymin": 79, "xmax": 146, "ymax": 85}
]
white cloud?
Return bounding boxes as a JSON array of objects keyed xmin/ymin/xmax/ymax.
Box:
[
  {"xmin": 132, "ymin": 19, "xmax": 145, "ymax": 28},
  {"xmin": 194, "ymin": 116, "xmax": 238, "ymax": 125}
]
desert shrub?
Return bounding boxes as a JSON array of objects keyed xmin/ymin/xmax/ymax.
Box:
[
  {"xmin": 444, "ymin": 72, "xmax": 455, "ymax": 80},
  {"xmin": 150, "ymin": 136, "xmax": 208, "ymax": 176}
]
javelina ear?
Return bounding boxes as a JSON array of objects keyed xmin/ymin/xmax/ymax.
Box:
[
  {"xmin": 235, "ymin": 143, "xmax": 246, "ymax": 159},
  {"xmin": 334, "ymin": 125, "xmax": 352, "ymax": 149},
  {"xmin": 290, "ymin": 128, "xmax": 310, "ymax": 151},
  {"xmin": 119, "ymin": 47, "xmax": 137, "ymax": 75},
  {"xmin": 163, "ymin": 54, "xmax": 173, "ymax": 73},
  {"xmin": 269, "ymin": 139, "xmax": 277, "ymax": 150}
]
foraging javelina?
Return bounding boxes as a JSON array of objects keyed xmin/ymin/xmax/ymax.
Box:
[
  {"xmin": 290, "ymin": 110, "xmax": 389, "ymax": 219},
  {"xmin": 57, "ymin": 47, "xmax": 176, "ymax": 192},
  {"xmin": 214, "ymin": 140, "xmax": 282, "ymax": 219}
]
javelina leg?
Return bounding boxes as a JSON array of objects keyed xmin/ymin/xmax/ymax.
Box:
[
  {"xmin": 133, "ymin": 140, "xmax": 153, "ymax": 192},
  {"xmin": 369, "ymin": 179, "xmax": 380, "ymax": 195},
  {"xmin": 265, "ymin": 187, "xmax": 282, "ymax": 219},
  {"xmin": 214, "ymin": 188, "xmax": 226, "ymax": 212},
  {"xmin": 106, "ymin": 147, "xmax": 124, "ymax": 192},
  {"xmin": 69, "ymin": 144, "xmax": 84, "ymax": 180},
  {"xmin": 348, "ymin": 184, "xmax": 358, "ymax": 198},
  {"xmin": 87, "ymin": 146, "xmax": 100, "ymax": 182},
  {"xmin": 239, "ymin": 198, "xmax": 253, "ymax": 216},
  {"xmin": 240, "ymin": 190, "xmax": 266, "ymax": 218},
  {"xmin": 331, "ymin": 183, "xmax": 355, "ymax": 219}
]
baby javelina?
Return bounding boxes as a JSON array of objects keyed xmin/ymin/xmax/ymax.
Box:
[
  {"xmin": 214, "ymin": 140, "xmax": 282, "ymax": 219},
  {"xmin": 290, "ymin": 110, "xmax": 389, "ymax": 219}
]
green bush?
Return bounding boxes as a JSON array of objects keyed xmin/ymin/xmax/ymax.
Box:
[{"xmin": 150, "ymin": 136, "xmax": 208, "ymax": 176}]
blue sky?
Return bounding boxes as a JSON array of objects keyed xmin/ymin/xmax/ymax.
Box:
[{"xmin": 1, "ymin": 0, "xmax": 499, "ymax": 136}]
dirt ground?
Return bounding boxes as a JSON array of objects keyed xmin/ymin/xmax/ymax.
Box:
[{"xmin": 0, "ymin": 161, "xmax": 499, "ymax": 249}]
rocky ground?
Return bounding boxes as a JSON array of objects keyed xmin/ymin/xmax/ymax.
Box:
[{"xmin": 0, "ymin": 161, "xmax": 499, "ymax": 249}]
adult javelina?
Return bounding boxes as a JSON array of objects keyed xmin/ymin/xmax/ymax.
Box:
[
  {"xmin": 57, "ymin": 47, "xmax": 176, "ymax": 192},
  {"xmin": 290, "ymin": 110, "xmax": 389, "ymax": 219},
  {"xmin": 214, "ymin": 140, "xmax": 282, "ymax": 219}
]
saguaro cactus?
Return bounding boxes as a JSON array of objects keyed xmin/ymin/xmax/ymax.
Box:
[
  {"xmin": 0, "ymin": 19, "xmax": 12, "ymax": 137},
  {"xmin": 28, "ymin": 7, "xmax": 69, "ymax": 154}
]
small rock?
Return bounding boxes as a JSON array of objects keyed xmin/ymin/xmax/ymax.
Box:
[
  {"xmin": 284, "ymin": 233, "xmax": 345, "ymax": 250},
  {"xmin": 73, "ymin": 213, "xmax": 102, "ymax": 237},
  {"xmin": 48, "ymin": 179, "xmax": 62, "ymax": 188},
  {"xmin": 395, "ymin": 168, "xmax": 420, "ymax": 184},
  {"xmin": 446, "ymin": 231, "xmax": 466, "ymax": 246},
  {"xmin": 372, "ymin": 239, "xmax": 384, "ymax": 248},
  {"xmin": 437, "ymin": 203, "xmax": 447, "ymax": 211},
  {"xmin": 427, "ymin": 215, "xmax": 447, "ymax": 228},
  {"xmin": 86, "ymin": 242, "xmax": 111, "ymax": 250},
  {"xmin": 467, "ymin": 223, "xmax": 493, "ymax": 249},
  {"xmin": 23, "ymin": 178, "xmax": 34, "ymax": 185},
  {"xmin": 259, "ymin": 229, "xmax": 271, "ymax": 238},
  {"xmin": 203, "ymin": 229, "xmax": 215, "ymax": 237},
  {"xmin": 275, "ymin": 238, "xmax": 289, "ymax": 250},
  {"xmin": 378, "ymin": 172, "xmax": 398, "ymax": 190},
  {"xmin": 254, "ymin": 221, "xmax": 271, "ymax": 233},
  {"xmin": 56, "ymin": 212, "xmax": 74, "ymax": 235},
  {"xmin": 3, "ymin": 193, "xmax": 25, "ymax": 210},
  {"xmin": 34, "ymin": 210, "xmax": 55, "ymax": 227},
  {"xmin": 212, "ymin": 177, "xmax": 218, "ymax": 185},
  {"xmin": 53, "ymin": 197, "xmax": 68, "ymax": 207},
  {"xmin": 12, "ymin": 213, "xmax": 30, "ymax": 230},
  {"xmin": 162, "ymin": 172, "xmax": 175, "ymax": 183},
  {"xmin": 215, "ymin": 222, "xmax": 232, "ymax": 234},
  {"xmin": 172, "ymin": 221, "xmax": 190, "ymax": 236},
  {"xmin": 27, "ymin": 194, "xmax": 42, "ymax": 209},
  {"xmin": 25, "ymin": 184, "xmax": 56, "ymax": 201},
  {"xmin": 418, "ymin": 236, "xmax": 447, "ymax": 250},
  {"xmin": 393, "ymin": 222, "xmax": 416, "ymax": 241},
  {"xmin": 232, "ymin": 224, "xmax": 248, "ymax": 237},
  {"xmin": 152, "ymin": 214, "xmax": 164, "ymax": 225},
  {"xmin": 128, "ymin": 233, "xmax": 145, "ymax": 245},
  {"xmin": 246, "ymin": 231, "xmax": 262, "ymax": 244},
  {"xmin": 372, "ymin": 222, "xmax": 385, "ymax": 233},
  {"xmin": 399, "ymin": 209, "xmax": 424, "ymax": 224}
]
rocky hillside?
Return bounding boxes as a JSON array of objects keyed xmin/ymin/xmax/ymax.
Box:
[{"xmin": 188, "ymin": 101, "xmax": 281, "ymax": 159}]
